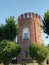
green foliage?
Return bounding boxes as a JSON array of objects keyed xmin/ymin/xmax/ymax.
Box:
[
  {"xmin": 21, "ymin": 61, "xmax": 27, "ymax": 65},
  {"xmin": 0, "ymin": 16, "xmax": 18, "ymax": 41},
  {"xmin": 47, "ymin": 44, "xmax": 49, "ymax": 49},
  {"xmin": 0, "ymin": 25, "xmax": 4, "ymax": 41},
  {"xmin": 0, "ymin": 40, "xmax": 21, "ymax": 65},
  {"xmin": 47, "ymin": 44, "xmax": 49, "ymax": 59},
  {"xmin": 29, "ymin": 43, "xmax": 48, "ymax": 64},
  {"xmin": 43, "ymin": 10, "xmax": 49, "ymax": 35}
]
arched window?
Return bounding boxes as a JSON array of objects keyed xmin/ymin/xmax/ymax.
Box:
[{"xmin": 22, "ymin": 27, "xmax": 30, "ymax": 40}]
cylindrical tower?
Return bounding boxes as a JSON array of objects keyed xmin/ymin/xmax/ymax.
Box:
[{"xmin": 17, "ymin": 12, "xmax": 43, "ymax": 63}]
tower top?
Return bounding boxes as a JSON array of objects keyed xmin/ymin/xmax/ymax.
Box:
[{"xmin": 18, "ymin": 12, "xmax": 41, "ymax": 20}]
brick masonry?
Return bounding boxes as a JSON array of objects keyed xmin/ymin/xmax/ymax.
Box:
[{"xmin": 17, "ymin": 12, "xmax": 43, "ymax": 63}]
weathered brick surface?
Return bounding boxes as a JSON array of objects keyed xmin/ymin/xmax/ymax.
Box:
[{"xmin": 17, "ymin": 12, "xmax": 43, "ymax": 63}]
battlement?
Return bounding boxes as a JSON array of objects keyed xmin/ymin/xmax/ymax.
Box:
[{"xmin": 18, "ymin": 12, "xmax": 41, "ymax": 20}]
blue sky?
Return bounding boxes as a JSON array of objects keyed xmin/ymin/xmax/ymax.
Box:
[{"xmin": 0, "ymin": 0, "xmax": 49, "ymax": 45}]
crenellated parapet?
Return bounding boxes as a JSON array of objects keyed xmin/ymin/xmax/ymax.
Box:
[{"xmin": 18, "ymin": 12, "xmax": 41, "ymax": 20}]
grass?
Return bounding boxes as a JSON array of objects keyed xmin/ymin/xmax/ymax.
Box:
[
  {"xmin": 0, "ymin": 63, "xmax": 49, "ymax": 65},
  {"xmin": 10, "ymin": 63, "xmax": 38, "ymax": 65},
  {"xmin": 0, "ymin": 63, "xmax": 38, "ymax": 65},
  {"xmin": 10, "ymin": 63, "xmax": 49, "ymax": 65}
]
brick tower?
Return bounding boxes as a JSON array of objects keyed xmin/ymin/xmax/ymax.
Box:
[{"xmin": 17, "ymin": 12, "xmax": 43, "ymax": 63}]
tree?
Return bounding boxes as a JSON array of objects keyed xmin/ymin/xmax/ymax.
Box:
[
  {"xmin": 43, "ymin": 10, "xmax": 49, "ymax": 36},
  {"xmin": 29, "ymin": 43, "xmax": 48, "ymax": 65},
  {"xmin": 47, "ymin": 44, "xmax": 49, "ymax": 58},
  {"xmin": 0, "ymin": 24, "xmax": 7, "ymax": 41},
  {"xmin": 47, "ymin": 44, "xmax": 49, "ymax": 49},
  {"xmin": 0, "ymin": 40, "xmax": 21, "ymax": 65},
  {"xmin": 0, "ymin": 16, "xmax": 18, "ymax": 41}
]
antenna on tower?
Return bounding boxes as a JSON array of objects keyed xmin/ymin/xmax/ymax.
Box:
[{"xmin": 23, "ymin": 6, "xmax": 27, "ymax": 12}]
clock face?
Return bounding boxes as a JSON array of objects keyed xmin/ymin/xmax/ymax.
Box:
[{"xmin": 22, "ymin": 27, "xmax": 30, "ymax": 39}]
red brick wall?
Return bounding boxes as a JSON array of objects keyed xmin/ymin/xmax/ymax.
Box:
[{"xmin": 17, "ymin": 13, "xmax": 43, "ymax": 63}]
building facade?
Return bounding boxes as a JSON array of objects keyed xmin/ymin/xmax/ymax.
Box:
[{"xmin": 17, "ymin": 12, "xmax": 43, "ymax": 63}]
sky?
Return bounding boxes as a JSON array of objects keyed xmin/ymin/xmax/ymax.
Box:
[{"xmin": 0, "ymin": 0, "xmax": 49, "ymax": 45}]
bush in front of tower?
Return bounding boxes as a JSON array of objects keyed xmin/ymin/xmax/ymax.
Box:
[
  {"xmin": 0, "ymin": 40, "xmax": 21, "ymax": 65},
  {"xmin": 29, "ymin": 43, "xmax": 49, "ymax": 65}
]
